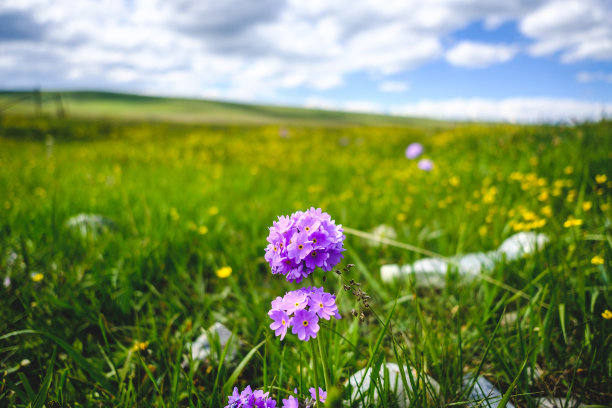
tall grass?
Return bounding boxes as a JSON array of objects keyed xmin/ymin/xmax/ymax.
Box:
[{"xmin": 0, "ymin": 114, "xmax": 610, "ymax": 406}]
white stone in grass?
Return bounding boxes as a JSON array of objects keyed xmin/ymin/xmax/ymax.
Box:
[
  {"xmin": 347, "ymin": 363, "xmax": 439, "ymax": 408},
  {"xmin": 65, "ymin": 213, "xmax": 115, "ymax": 238},
  {"xmin": 380, "ymin": 264, "xmax": 401, "ymax": 282},
  {"xmin": 536, "ymin": 397, "xmax": 584, "ymax": 408},
  {"xmin": 191, "ymin": 322, "xmax": 238, "ymax": 362},
  {"xmin": 463, "ymin": 375, "xmax": 515, "ymax": 408},
  {"xmin": 379, "ymin": 233, "xmax": 548, "ymax": 283},
  {"xmin": 367, "ymin": 224, "xmax": 397, "ymax": 247},
  {"xmin": 497, "ymin": 232, "xmax": 549, "ymax": 262},
  {"xmin": 457, "ymin": 252, "xmax": 498, "ymax": 275}
]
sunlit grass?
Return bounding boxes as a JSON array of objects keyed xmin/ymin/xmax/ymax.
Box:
[{"xmin": 0, "ymin": 113, "xmax": 610, "ymax": 406}]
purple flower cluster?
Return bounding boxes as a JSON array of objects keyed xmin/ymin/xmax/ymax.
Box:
[
  {"xmin": 225, "ymin": 386, "xmax": 276, "ymax": 408},
  {"xmin": 265, "ymin": 208, "xmax": 345, "ymax": 283},
  {"xmin": 405, "ymin": 142, "xmax": 424, "ymax": 159},
  {"xmin": 281, "ymin": 388, "xmax": 326, "ymax": 407},
  {"xmin": 226, "ymin": 386, "xmax": 326, "ymax": 408},
  {"xmin": 269, "ymin": 287, "xmax": 341, "ymax": 342}
]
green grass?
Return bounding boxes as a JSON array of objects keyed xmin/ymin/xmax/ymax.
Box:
[
  {"xmin": 0, "ymin": 109, "xmax": 611, "ymax": 407},
  {"xmin": 0, "ymin": 90, "xmax": 450, "ymax": 128}
]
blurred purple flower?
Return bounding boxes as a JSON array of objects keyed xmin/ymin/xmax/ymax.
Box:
[
  {"xmin": 418, "ymin": 158, "xmax": 434, "ymax": 171},
  {"xmin": 309, "ymin": 387, "xmax": 327, "ymax": 402},
  {"xmin": 225, "ymin": 385, "xmax": 276, "ymax": 407},
  {"xmin": 281, "ymin": 395, "xmax": 299, "ymax": 408},
  {"xmin": 405, "ymin": 142, "xmax": 424, "ymax": 159}
]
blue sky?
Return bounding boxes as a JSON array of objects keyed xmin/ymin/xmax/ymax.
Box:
[{"xmin": 1, "ymin": 0, "xmax": 611, "ymax": 122}]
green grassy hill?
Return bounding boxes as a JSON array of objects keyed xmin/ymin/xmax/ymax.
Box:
[{"xmin": 0, "ymin": 90, "xmax": 450, "ymax": 127}]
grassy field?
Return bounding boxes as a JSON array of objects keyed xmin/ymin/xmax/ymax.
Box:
[
  {"xmin": 0, "ymin": 91, "xmax": 449, "ymax": 128},
  {"xmin": 0, "ymin": 99, "xmax": 611, "ymax": 407}
]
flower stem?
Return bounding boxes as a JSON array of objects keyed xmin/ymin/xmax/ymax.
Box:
[
  {"xmin": 317, "ymin": 335, "xmax": 332, "ymax": 392},
  {"xmin": 309, "ymin": 339, "xmax": 320, "ymax": 404}
]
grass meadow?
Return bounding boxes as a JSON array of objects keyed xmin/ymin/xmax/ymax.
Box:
[{"xmin": 0, "ymin": 99, "xmax": 611, "ymax": 406}]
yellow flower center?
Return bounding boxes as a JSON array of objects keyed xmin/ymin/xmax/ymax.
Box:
[
  {"xmin": 312, "ymin": 238, "xmax": 317, "ymax": 243},
  {"xmin": 311, "ymin": 252, "xmax": 317, "ymax": 257},
  {"xmin": 282, "ymin": 319, "xmax": 286, "ymax": 325},
  {"xmin": 305, "ymin": 226, "xmax": 310, "ymax": 231},
  {"xmin": 298, "ymin": 244, "xmax": 303, "ymax": 250},
  {"xmin": 302, "ymin": 320, "xmax": 308, "ymax": 326},
  {"xmin": 319, "ymin": 303, "xmax": 323, "ymax": 308}
]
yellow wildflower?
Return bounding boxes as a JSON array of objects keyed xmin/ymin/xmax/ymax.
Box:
[
  {"xmin": 582, "ymin": 201, "xmax": 592, "ymax": 212},
  {"xmin": 208, "ymin": 206, "xmax": 219, "ymax": 216},
  {"xmin": 541, "ymin": 206, "xmax": 553, "ymax": 217},
  {"xmin": 198, "ymin": 225, "xmax": 209, "ymax": 235},
  {"xmin": 131, "ymin": 341, "xmax": 149, "ymax": 352},
  {"xmin": 216, "ymin": 266, "xmax": 232, "ymax": 278},
  {"xmin": 601, "ymin": 203, "xmax": 611, "ymax": 211},
  {"xmin": 449, "ymin": 176, "xmax": 460, "ymax": 187},
  {"xmin": 529, "ymin": 157, "xmax": 539, "ymax": 166},
  {"xmin": 563, "ymin": 166, "xmax": 573, "ymax": 175},
  {"xmin": 602, "ymin": 310, "xmax": 612, "ymax": 320},
  {"xmin": 595, "ymin": 174, "xmax": 607, "ymax": 184},
  {"xmin": 537, "ymin": 191, "xmax": 549, "ymax": 202},
  {"xmin": 479, "ymin": 225, "xmax": 488, "ymax": 237},
  {"xmin": 170, "ymin": 207, "xmax": 179, "ymax": 221},
  {"xmin": 563, "ymin": 218, "xmax": 583, "ymax": 228},
  {"xmin": 396, "ymin": 213, "xmax": 407, "ymax": 222},
  {"xmin": 31, "ymin": 273, "xmax": 44, "ymax": 282},
  {"xmin": 187, "ymin": 221, "xmax": 197, "ymax": 231},
  {"xmin": 591, "ymin": 256, "xmax": 604, "ymax": 265}
]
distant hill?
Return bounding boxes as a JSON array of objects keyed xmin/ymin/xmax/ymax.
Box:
[{"xmin": 0, "ymin": 90, "xmax": 451, "ymax": 128}]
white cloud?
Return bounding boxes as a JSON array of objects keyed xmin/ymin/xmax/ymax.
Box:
[
  {"xmin": 379, "ymin": 81, "xmax": 410, "ymax": 93},
  {"xmin": 576, "ymin": 71, "xmax": 612, "ymax": 83},
  {"xmin": 0, "ymin": 0, "xmax": 610, "ymax": 108},
  {"xmin": 446, "ymin": 41, "xmax": 518, "ymax": 68},
  {"xmin": 0, "ymin": 0, "xmax": 565, "ymax": 97},
  {"xmin": 390, "ymin": 98, "xmax": 612, "ymax": 123},
  {"xmin": 520, "ymin": 0, "xmax": 612, "ymax": 62}
]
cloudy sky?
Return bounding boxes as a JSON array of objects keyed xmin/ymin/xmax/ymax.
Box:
[{"xmin": 1, "ymin": 0, "xmax": 611, "ymax": 122}]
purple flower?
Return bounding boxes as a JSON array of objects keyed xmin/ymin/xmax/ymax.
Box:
[
  {"xmin": 281, "ymin": 395, "xmax": 299, "ymax": 408},
  {"xmin": 418, "ymin": 158, "xmax": 434, "ymax": 171},
  {"xmin": 268, "ymin": 287, "xmax": 340, "ymax": 342},
  {"xmin": 282, "ymin": 290, "xmax": 308, "ymax": 314},
  {"xmin": 225, "ymin": 385, "xmax": 276, "ymax": 408},
  {"xmin": 265, "ymin": 208, "xmax": 345, "ymax": 282},
  {"xmin": 309, "ymin": 387, "xmax": 327, "ymax": 403},
  {"xmin": 291, "ymin": 309, "xmax": 320, "ymax": 341},
  {"xmin": 287, "ymin": 231, "xmax": 313, "ymax": 261},
  {"xmin": 308, "ymin": 291, "xmax": 340, "ymax": 320},
  {"xmin": 268, "ymin": 309, "xmax": 290, "ymax": 340},
  {"xmin": 405, "ymin": 142, "xmax": 424, "ymax": 159}
]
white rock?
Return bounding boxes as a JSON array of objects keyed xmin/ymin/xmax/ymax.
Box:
[
  {"xmin": 380, "ymin": 264, "xmax": 401, "ymax": 282},
  {"xmin": 347, "ymin": 363, "xmax": 439, "ymax": 407},
  {"xmin": 536, "ymin": 397, "xmax": 584, "ymax": 408},
  {"xmin": 367, "ymin": 224, "xmax": 397, "ymax": 247},
  {"xmin": 191, "ymin": 322, "xmax": 238, "ymax": 362},
  {"xmin": 463, "ymin": 375, "xmax": 515, "ymax": 408},
  {"xmin": 497, "ymin": 232, "xmax": 549, "ymax": 262},
  {"xmin": 457, "ymin": 252, "xmax": 498, "ymax": 275},
  {"xmin": 65, "ymin": 213, "xmax": 115, "ymax": 238},
  {"xmin": 379, "ymin": 233, "xmax": 548, "ymax": 283}
]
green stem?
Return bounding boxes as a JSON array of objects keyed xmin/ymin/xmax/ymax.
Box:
[
  {"xmin": 317, "ymin": 335, "xmax": 332, "ymax": 392},
  {"xmin": 309, "ymin": 340, "xmax": 320, "ymax": 404}
]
